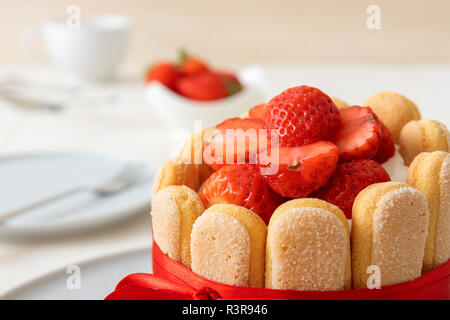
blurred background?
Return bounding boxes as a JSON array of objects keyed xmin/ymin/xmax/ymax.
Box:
[
  {"xmin": 0, "ymin": 0, "xmax": 449, "ymax": 299},
  {"xmin": 1, "ymin": 0, "xmax": 450, "ymax": 63}
]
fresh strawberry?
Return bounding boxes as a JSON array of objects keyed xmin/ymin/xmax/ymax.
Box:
[
  {"xmin": 175, "ymin": 72, "xmax": 228, "ymax": 101},
  {"xmin": 180, "ymin": 58, "xmax": 209, "ymax": 74},
  {"xmin": 330, "ymin": 106, "xmax": 381, "ymax": 161},
  {"xmin": 178, "ymin": 50, "xmax": 210, "ymax": 75},
  {"xmin": 311, "ymin": 159, "xmax": 391, "ymax": 218},
  {"xmin": 216, "ymin": 71, "xmax": 242, "ymax": 96},
  {"xmin": 265, "ymin": 86, "xmax": 341, "ymax": 147},
  {"xmin": 249, "ymin": 103, "xmax": 267, "ymax": 120},
  {"xmin": 203, "ymin": 117, "xmax": 266, "ymax": 170},
  {"xmin": 372, "ymin": 120, "xmax": 395, "ymax": 163},
  {"xmin": 145, "ymin": 62, "xmax": 179, "ymax": 89},
  {"xmin": 215, "ymin": 71, "xmax": 240, "ymax": 83},
  {"xmin": 260, "ymin": 141, "xmax": 339, "ymax": 198},
  {"xmin": 180, "ymin": 59, "xmax": 209, "ymax": 76},
  {"xmin": 199, "ymin": 164, "xmax": 285, "ymax": 224}
]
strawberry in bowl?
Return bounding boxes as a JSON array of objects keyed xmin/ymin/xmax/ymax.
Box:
[{"xmin": 145, "ymin": 50, "xmax": 265, "ymax": 129}]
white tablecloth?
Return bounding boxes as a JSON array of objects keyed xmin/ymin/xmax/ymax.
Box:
[{"xmin": 0, "ymin": 62, "xmax": 449, "ymax": 296}]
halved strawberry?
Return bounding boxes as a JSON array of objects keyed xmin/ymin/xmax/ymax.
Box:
[
  {"xmin": 203, "ymin": 117, "xmax": 266, "ymax": 170},
  {"xmin": 311, "ymin": 159, "xmax": 391, "ymax": 218},
  {"xmin": 248, "ymin": 103, "xmax": 267, "ymax": 120},
  {"xmin": 260, "ymin": 141, "xmax": 339, "ymax": 198},
  {"xmin": 331, "ymin": 106, "xmax": 381, "ymax": 161},
  {"xmin": 199, "ymin": 164, "xmax": 285, "ymax": 224},
  {"xmin": 372, "ymin": 120, "xmax": 395, "ymax": 163}
]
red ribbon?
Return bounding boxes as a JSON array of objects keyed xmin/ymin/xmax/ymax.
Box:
[{"xmin": 106, "ymin": 241, "xmax": 450, "ymax": 300}]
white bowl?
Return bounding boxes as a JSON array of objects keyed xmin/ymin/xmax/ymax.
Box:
[{"xmin": 145, "ymin": 65, "xmax": 267, "ymax": 130}]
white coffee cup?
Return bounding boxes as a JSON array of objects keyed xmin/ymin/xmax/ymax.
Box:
[{"xmin": 24, "ymin": 15, "xmax": 130, "ymax": 81}]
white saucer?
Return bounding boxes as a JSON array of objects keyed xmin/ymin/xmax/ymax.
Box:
[
  {"xmin": 1, "ymin": 246, "xmax": 151, "ymax": 300},
  {"xmin": 0, "ymin": 152, "xmax": 155, "ymax": 239}
]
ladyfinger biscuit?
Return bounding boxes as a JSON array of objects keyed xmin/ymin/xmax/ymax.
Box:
[
  {"xmin": 152, "ymin": 157, "xmax": 200, "ymax": 197},
  {"xmin": 331, "ymin": 97, "xmax": 349, "ymax": 109},
  {"xmin": 266, "ymin": 199, "xmax": 351, "ymax": 291},
  {"xmin": 179, "ymin": 128, "xmax": 216, "ymax": 183},
  {"xmin": 151, "ymin": 185, "xmax": 204, "ymax": 268},
  {"xmin": 399, "ymin": 120, "xmax": 450, "ymax": 165},
  {"xmin": 352, "ymin": 182, "xmax": 429, "ymax": 288},
  {"xmin": 407, "ymin": 151, "xmax": 450, "ymax": 272},
  {"xmin": 364, "ymin": 91, "xmax": 421, "ymax": 143},
  {"xmin": 190, "ymin": 204, "xmax": 266, "ymax": 287}
]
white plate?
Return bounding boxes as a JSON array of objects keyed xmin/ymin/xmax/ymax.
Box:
[
  {"xmin": 1, "ymin": 246, "xmax": 151, "ymax": 300},
  {"xmin": 0, "ymin": 152, "xmax": 155, "ymax": 239}
]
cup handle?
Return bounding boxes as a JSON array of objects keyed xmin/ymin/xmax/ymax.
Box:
[{"xmin": 21, "ymin": 24, "xmax": 47, "ymax": 61}]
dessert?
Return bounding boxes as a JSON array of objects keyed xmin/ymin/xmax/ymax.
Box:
[
  {"xmin": 152, "ymin": 157, "xmax": 200, "ymax": 197},
  {"xmin": 137, "ymin": 84, "xmax": 449, "ymax": 298},
  {"xmin": 311, "ymin": 159, "xmax": 391, "ymax": 218},
  {"xmin": 145, "ymin": 50, "xmax": 242, "ymax": 101},
  {"xmin": 190, "ymin": 204, "xmax": 267, "ymax": 287},
  {"xmin": 331, "ymin": 97, "xmax": 349, "ymax": 109},
  {"xmin": 364, "ymin": 91, "xmax": 421, "ymax": 143},
  {"xmin": 151, "ymin": 186, "xmax": 204, "ymax": 267},
  {"xmin": 266, "ymin": 198, "xmax": 351, "ymax": 291},
  {"xmin": 399, "ymin": 120, "xmax": 450, "ymax": 165},
  {"xmin": 352, "ymin": 182, "xmax": 429, "ymax": 288},
  {"xmin": 407, "ymin": 151, "xmax": 450, "ymax": 273}
]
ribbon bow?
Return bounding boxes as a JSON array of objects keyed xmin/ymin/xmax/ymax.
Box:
[{"xmin": 105, "ymin": 273, "xmax": 222, "ymax": 300}]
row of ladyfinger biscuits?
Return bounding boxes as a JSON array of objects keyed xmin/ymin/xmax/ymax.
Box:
[{"xmin": 151, "ymin": 151, "xmax": 449, "ymax": 290}]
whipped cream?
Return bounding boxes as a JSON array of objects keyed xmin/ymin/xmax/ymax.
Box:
[{"xmin": 382, "ymin": 147, "xmax": 409, "ymax": 183}]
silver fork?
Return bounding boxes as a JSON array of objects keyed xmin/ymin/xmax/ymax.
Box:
[{"xmin": 0, "ymin": 163, "xmax": 147, "ymax": 224}]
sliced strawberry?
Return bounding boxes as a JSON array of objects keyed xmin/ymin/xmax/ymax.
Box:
[
  {"xmin": 260, "ymin": 141, "xmax": 339, "ymax": 198},
  {"xmin": 331, "ymin": 106, "xmax": 381, "ymax": 161},
  {"xmin": 249, "ymin": 103, "xmax": 267, "ymax": 121},
  {"xmin": 204, "ymin": 117, "xmax": 266, "ymax": 170},
  {"xmin": 145, "ymin": 62, "xmax": 179, "ymax": 90},
  {"xmin": 265, "ymin": 85, "xmax": 341, "ymax": 146},
  {"xmin": 311, "ymin": 159, "xmax": 391, "ymax": 218},
  {"xmin": 199, "ymin": 164, "xmax": 285, "ymax": 224},
  {"xmin": 372, "ymin": 120, "xmax": 395, "ymax": 163}
]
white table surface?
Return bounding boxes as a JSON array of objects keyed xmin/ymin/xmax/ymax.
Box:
[{"xmin": 0, "ymin": 62, "xmax": 449, "ymax": 296}]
